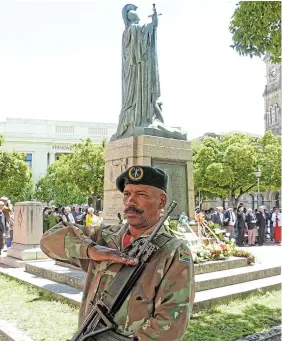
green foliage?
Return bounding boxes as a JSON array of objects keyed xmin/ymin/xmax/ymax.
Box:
[
  {"xmin": 232, "ymin": 249, "xmax": 255, "ymax": 265},
  {"xmin": 229, "ymin": 1, "xmax": 281, "ymax": 63},
  {"xmin": 193, "ymin": 131, "xmax": 281, "ymax": 205},
  {"xmin": 0, "ymin": 150, "xmax": 33, "ymax": 203},
  {"xmin": 34, "ymin": 138, "xmax": 106, "ymax": 206},
  {"xmin": 258, "ymin": 131, "xmax": 282, "ymax": 190},
  {"xmin": 34, "ymin": 165, "xmax": 86, "ymax": 207},
  {"xmin": 64, "ymin": 137, "xmax": 106, "ymax": 202}
]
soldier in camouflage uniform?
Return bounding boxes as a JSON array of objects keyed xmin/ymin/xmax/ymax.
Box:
[{"xmin": 40, "ymin": 165, "xmax": 195, "ymax": 341}]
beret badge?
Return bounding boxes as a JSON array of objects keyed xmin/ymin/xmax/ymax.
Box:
[{"xmin": 128, "ymin": 166, "xmax": 144, "ymax": 181}]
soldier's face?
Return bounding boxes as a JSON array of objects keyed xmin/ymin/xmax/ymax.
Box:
[{"xmin": 123, "ymin": 184, "xmax": 166, "ymax": 228}]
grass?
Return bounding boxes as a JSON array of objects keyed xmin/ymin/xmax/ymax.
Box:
[
  {"xmin": 0, "ymin": 274, "xmax": 281, "ymax": 341},
  {"xmin": 0, "ymin": 274, "xmax": 78, "ymax": 341},
  {"xmin": 184, "ymin": 289, "xmax": 282, "ymax": 341}
]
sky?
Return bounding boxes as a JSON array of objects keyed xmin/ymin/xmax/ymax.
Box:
[{"xmin": 0, "ymin": 0, "xmax": 266, "ymax": 139}]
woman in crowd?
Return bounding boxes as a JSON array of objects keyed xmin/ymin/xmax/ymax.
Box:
[{"xmin": 85, "ymin": 207, "xmax": 99, "ymax": 227}]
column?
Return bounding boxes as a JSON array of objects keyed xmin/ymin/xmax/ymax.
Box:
[{"xmin": 49, "ymin": 152, "xmax": 56, "ymax": 165}]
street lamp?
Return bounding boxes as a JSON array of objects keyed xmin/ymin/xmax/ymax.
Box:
[{"xmin": 255, "ymin": 167, "xmax": 262, "ymax": 207}]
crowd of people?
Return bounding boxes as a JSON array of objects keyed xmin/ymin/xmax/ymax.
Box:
[
  {"xmin": 43, "ymin": 205, "xmax": 104, "ymax": 232},
  {"xmin": 196, "ymin": 204, "xmax": 282, "ymax": 247},
  {"xmin": 1, "ymin": 196, "xmax": 281, "ymax": 255},
  {"xmin": 0, "ymin": 196, "xmax": 14, "ymax": 254}
]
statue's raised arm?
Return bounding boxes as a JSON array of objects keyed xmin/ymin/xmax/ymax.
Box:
[
  {"xmin": 150, "ymin": 4, "xmax": 158, "ymax": 28},
  {"xmin": 111, "ymin": 4, "xmax": 186, "ymax": 142}
]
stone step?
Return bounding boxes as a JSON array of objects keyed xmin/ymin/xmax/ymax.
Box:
[
  {"xmin": 26, "ymin": 261, "xmax": 85, "ymax": 290},
  {"xmin": 1, "ymin": 263, "xmax": 280, "ymax": 315},
  {"xmin": 0, "ymin": 265, "xmax": 82, "ymax": 307},
  {"xmin": 194, "ymin": 275, "xmax": 282, "ymax": 312},
  {"xmin": 26, "ymin": 259, "xmax": 274, "ymax": 293},
  {"xmin": 195, "ymin": 264, "xmax": 281, "ymax": 291},
  {"xmin": 0, "ymin": 319, "xmax": 34, "ymax": 341},
  {"xmin": 56, "ymin": 256, "xmax": 248, "ymax": 275},
  {"xmin": 194, "ymin": 257, "xmax": 247, "ymax": 275}
]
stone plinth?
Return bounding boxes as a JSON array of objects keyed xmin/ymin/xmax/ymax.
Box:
[
  {"xmin": 103, "ymin": 135, "xmax": 195, "ymax": 223},
  {"xmin": 7, "ymin": 201, "xmax": 48, "ymax": 261}
]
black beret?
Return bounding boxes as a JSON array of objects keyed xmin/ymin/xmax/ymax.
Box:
[{"xmin": 116, "ymin": 165, "xmax": 168, "ymax": 193}]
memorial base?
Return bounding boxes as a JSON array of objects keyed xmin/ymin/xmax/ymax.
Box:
[
  {"xmin": 7, "ymin": 243, "xmax": 48, "ymax": 261},
  {"xmin": 103, "ymin": 135, "xmax": 195, "ymax": 224}
]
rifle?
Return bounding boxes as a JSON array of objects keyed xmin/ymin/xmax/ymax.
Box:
[{"xmin": 68, "ymin": 201, "xmax": 177, "ymax": 341}]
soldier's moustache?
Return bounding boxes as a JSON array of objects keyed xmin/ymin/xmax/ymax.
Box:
[{"xmin": 124, "ymin": 206, "xmax": 144, "ymax": 214}]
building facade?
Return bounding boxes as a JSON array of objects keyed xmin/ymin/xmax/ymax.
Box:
[
  {"xmin": 0, "ymin": 118, "xmax": 117, "ymax": 181},
  {"xmin": 263, "ymin": 56, "xmax": 281, "ymax": 135}
]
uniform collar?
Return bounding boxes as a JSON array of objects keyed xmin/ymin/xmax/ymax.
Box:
[{"xmin": 101, "ymin": 221, "xmax": 166, "ymax": 251}]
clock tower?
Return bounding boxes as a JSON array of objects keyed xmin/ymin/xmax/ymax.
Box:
[{"xmin": 263, "ymin": 55, "xmax": 281, "ymax": 135}]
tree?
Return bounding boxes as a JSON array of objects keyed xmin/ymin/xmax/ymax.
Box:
[
  {"xmin": 0, "ymin": 150, "xmax": 33, "ymax": 203},
  {"xmin": 229, "ymin": 1, "xmax": 281, "ymax": 63},
  {"xmin": 59, "ymin": 138, "xmax": 106, "ymax": 205},
  {"xmin": 193, "ymin": 132, "xmax": 281, "ymax": 207},
  {"xmin": 34, "ymin": 161, "xmax": 88, "ymax": 207},
  {"xmin": 34, "ymin": 172, "xmax": 55, "ymax": 206},
  {"xmin": 258, "ymin": 130, "xmax": 282, "ymax": 190},
  {"xmin": 34, "ymin": 138, "xmax": 106, "ymax": 207}
]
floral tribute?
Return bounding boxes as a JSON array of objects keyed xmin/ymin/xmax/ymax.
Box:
[{"xmin": 167, "ymin": 215, "xmax": 256, "ymax": 265}]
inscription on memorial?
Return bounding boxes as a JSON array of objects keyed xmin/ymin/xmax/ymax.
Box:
[
  {"xmin": 110, "ymin": 159, "xmax": 128, "ymax": 187},
  {"xmin": 152, "ymin": 161, "xmax": 188, "ymax": 218}
]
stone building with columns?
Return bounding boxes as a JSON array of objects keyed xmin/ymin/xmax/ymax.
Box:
[
  {"xmin": 201, "ymin": 190, "xmax": 281, "ymax": 212},
  {"xmin": 0, "ymin": 118, "xmax": 117, "ymax": 181}
]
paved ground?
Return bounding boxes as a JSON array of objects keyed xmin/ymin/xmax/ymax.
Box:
[{"xmin": 237, "ymin": 242, "xmax": 282, "ymax": 266}]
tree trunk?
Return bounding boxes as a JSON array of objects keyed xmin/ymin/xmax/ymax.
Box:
[
  {"xmin": 234, "ymin": 195, "xmax": 242, "ymax": 207},
  {"xmin": 229, "ymin": 192, "xmax": 236, "ymax": 208},
  {"xmin": 91, "ymin": 194, "xmax": 97, "ymax": 210}
]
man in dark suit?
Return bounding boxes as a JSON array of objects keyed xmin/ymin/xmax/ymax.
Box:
[
  {"xmin": 212, "ymin": 206, "xmax": 224, "ymax": 228},
  {"xmin": 256, "ymin": 206, "xmax": 268, "ymax": 246}
]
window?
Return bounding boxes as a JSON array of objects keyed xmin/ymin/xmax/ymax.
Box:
[
  {"xmin": 55, "ymin": 126, "xmax": 74, "ymax": 134},
  {"xmin": 271, "ymin": 106, "xmax": 276, "ymax": 125},
  {"xmin": 268, "ymin": 106, "xmax": 272, "ymax": 125},
  {"xmin": 266, "ymin": 111, "xmax": 270, "ymax": 127},
  {"xmin": 88, "ymin": 127, "xmax": 107, "ymax": 135},
  {"xmin": 25, "ymin": 153, "xmax": 32, "ymax": 168},
  {"xmin": 274, "ymin": 104, "xmax": 279, "ymax": 123}
]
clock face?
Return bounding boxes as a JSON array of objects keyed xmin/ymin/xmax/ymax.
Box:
[{"xmin": 269, "ymin": 65, "xmax": 277, "ymax": 79}]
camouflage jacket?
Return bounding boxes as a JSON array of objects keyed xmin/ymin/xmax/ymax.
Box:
[{"xmin": 40, "ymin": 223, "xmax": 195, "ymax": 341}]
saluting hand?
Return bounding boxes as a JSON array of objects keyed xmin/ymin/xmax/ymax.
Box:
[{"xmin": 88, "ymin": 245, "xmax": 138, "ymax": 265}]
